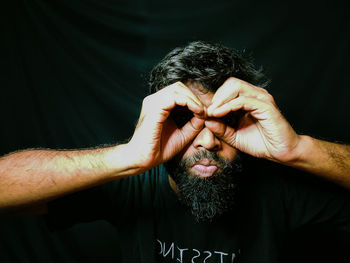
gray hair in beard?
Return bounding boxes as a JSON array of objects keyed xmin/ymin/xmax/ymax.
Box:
[{"xmin": 165, "ymin": 150, "xmax": 243, "ymax": 222}]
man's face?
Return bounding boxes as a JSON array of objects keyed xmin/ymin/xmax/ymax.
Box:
[{"xmin": 165, "ymin": 82, "xmax": 242, "ymax": 222}]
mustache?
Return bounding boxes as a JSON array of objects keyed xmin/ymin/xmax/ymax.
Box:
[
  {"xmin": 180, "ymin": 150, "xmax": 224, "ymax": 168},
  {"xmin": 165, "ymin": 149, "xmax": 243, "ymax": 222}
]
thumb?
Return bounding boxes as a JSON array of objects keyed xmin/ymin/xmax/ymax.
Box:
[
  {"xmin": 178, "ymin": 116, "xmax": 205, "ymax": 145},
  {"xmin": 204, "ymin": 119, "xmax": 237, "ymax": 146}
]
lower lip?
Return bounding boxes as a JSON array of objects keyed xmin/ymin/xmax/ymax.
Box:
[{"xmin": 192, "ymin": 164, "xmax": 218, "ymax": 177}]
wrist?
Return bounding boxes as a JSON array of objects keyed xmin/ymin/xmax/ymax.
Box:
[
  {"xmin": 103, "ymin": 143, "xmax": 145, "ymax": 178},
  {"xmin": 283, "ymin": 135, "xmax": 314, "ymax": 168}
]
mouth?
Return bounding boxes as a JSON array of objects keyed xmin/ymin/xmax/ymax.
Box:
[{"xmin": 190, "ymin": 159, "xmax": 219, "ymax": 178}]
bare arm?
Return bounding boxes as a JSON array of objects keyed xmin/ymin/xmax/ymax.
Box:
[
  {"xmin": 288, "ymin": 136, "xmax": 350, "ymax": 188},
  {"xmin": 207, "ymin": 77, "xmax": 350, "ymax": 189},
  {"xmin": 0, "ymin": 144, "xmax": 139, "ymax": 213},
  {"xmin": 0, "ymin": 82, "xmax": 204, "ymax": 213}
]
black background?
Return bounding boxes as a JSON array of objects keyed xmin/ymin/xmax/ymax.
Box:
[{"xmin": 1, "ymin": 0, "xmax": 349, "ymax": 262}]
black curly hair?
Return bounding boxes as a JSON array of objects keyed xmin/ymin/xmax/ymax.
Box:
[{"xmin": 149, "ymin": 41, "xmax": 269, "ymax": 93}]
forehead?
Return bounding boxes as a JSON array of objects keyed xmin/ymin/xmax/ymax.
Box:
[{"xmin": 185, "ymin": 81, "xmax": 214, "ymax": 107}]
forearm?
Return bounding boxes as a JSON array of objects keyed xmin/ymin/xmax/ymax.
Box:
[
  {"xmin": 287, "ymin": 135, "xmax": 350, "ymax": 188},
  {"xmin": 0, "ymin": 144, "xmax": 140, "ymax": 211}
]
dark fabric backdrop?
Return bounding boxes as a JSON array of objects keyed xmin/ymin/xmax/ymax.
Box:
[{"xmin": 1, "ymin": 0, "xmax": 349, "ymax": 262}]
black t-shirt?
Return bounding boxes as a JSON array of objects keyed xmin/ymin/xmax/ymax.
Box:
[{"xmin": 47, "ymin": 159, "xmax": 350, "ymax": 263}]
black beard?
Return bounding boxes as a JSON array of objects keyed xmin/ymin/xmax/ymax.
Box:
[{"xmin": 165, "ymin": 150, "xmax": 242, "ymax": 222}]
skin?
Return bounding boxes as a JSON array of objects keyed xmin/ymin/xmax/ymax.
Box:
[
  {"xmin": 206, "ymin": 77, "xmax": 301, "ymax": 163},
  {"xmin": 166, "ymin": 81, "xmax": 239, "ymax": 191},
  {"xmin": 179, "ymin": 82, "xmax": 238, "ymax": 165},
  {"xmin": 1, "ymin": 77, "xmax": 350, "ymax": 213},
  {"xmin": 129, "ymin": 77, "xmax": 302, "ymax": 173}
]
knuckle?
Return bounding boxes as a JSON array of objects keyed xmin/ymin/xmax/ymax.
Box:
[
  {"xmin": 142, "ymin": 94, "xmax": 156, "ymax": 105},
  {"xmin": 142, "ymin": 94, "xmax": 162, "ymax": 110},
  {"xmin": 167, "ymin": 82, "xmax": 177, "ymax": 90},
  {"xmin": 142, "ymin": 95, "xmax": 151, "ymax": 105},
  {"xmin": 169, "ymin": 81, "xmax": 185, "ymax": 90},
  {"xmin": 258, "ymin": 87, "xmax": 269, "ymax": 94},
  {"xmin": 225, "ymin": 77, "xmax": 238, "ymax": 88},
  {"xmin": 175, "ymin": 81, "xmax": 185, "ymax": 87},
  {"xmin": 227, "ymin": 76, "xmax": 237, "ymax": 83},
  {"xmin": 265, "ymin": 93, "xmax": 275, "ymax": 103},
  {"xmin": 257, "ymin": 88, "xmax": 275, "ymax": 103}
]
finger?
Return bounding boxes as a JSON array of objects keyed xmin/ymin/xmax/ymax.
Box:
[
  {"xmin": 208, "ymin": 78, "xmax": 242, "ymax": 110},
  {"xmin": 181, "ymin": 116, "xmax": 205, "ymax": 137},
  {"xmin": 150, "ymin": 91, "xmax": 203, "ymax": 117},
  {"xmin": 142, "ymin": 82, "xmax": 205, "ymax": 126},
  {"xmin": 169, "ymin": 116, "xmax": 205, "ymax": 149},
  {"xmin": 204, "ymin": 119, "xmax": 236, "ymax": 146},
  {"xmin": 207, "ymin": 77, "xmax": 272, "ymax": 114},
  {"xmin": 171, "ymin": 93, "xmax": 204, "ymax": 115},
  {"xmin": 208, "ymin": 96, "xmax": 247, "ymax": 117},
  {"xmin": 160, "ymin": 83, "xmax": 205, "ymax": 115},
  {"xmin": 209, "ymin": 96, "xmax": 278, "ymax": 121},
  {"xmin": 166, "ymin": 81, "xmax": 203, "ymax": 107}
]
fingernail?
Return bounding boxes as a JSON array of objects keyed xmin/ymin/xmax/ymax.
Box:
[
  {"xmin": 207, "ymin": 105, "xmax": 213, "ymax": 114},
  {"xmin": 212, "ymin": 108, "xmax": 221, "ymax": 115}
]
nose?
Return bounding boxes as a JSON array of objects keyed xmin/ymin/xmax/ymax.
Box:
[{"xmin": 192, "ymin": 127, "xmax": 221, "ymax": 151}]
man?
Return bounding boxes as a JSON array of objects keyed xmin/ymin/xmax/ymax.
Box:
[{"xmin": 0, "ymin": 41, "xmax": 349, "ymax": 262}]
